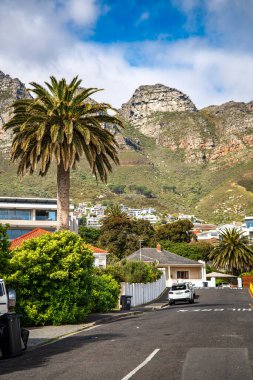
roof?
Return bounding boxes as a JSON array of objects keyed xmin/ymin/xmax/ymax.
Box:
[
  {"xmin": 206, "ymin": 272, "xmax": 237, "ymax": 278},
  {"xmin": 89, "ymin": 246, "xmax": 109, "ymax": 254},
  {"xmin": 126, "ymin": 247, "xmax": 203, "ymax": 266},
  {"xmin": 10, "ymin": 228, "xmax": 51, "ymax": 249},
  {"xmin": 10, "ymin": 229, "xmax": 109, "ymax": 255}
]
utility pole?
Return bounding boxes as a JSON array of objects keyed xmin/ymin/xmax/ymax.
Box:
[{"xmin": 139, "ymin": 239, "xmax": 144, "ymax": 261}]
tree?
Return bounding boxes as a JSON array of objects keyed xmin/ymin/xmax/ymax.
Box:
[
  {"xmin": 162, "ymin": 241, "xmax": 212, "ymax": 262},
  {"xmin": 79, "ymin": 226, "xmax": 101, "ymax": 245},
  {"xmin": 6, "ymin": 231, "xmax": 94, "ymax": 325},
  {"xmin": 99, "ymin": 215, "xmax": 134, "ymax": 260},
  {"xmin": 105, "ymin": 204, "xmax": 128, "ymax": 217},
  {"xmin": 99, "ymin": 215, "xmax": 155, "ymax": 261},
  {"xmin": 209, "ymin": 228, "xmax": 253, "ymax": 275},
  {"xmin": 156, "ymin": 219, "xmax": 194, "ymax": 243},
  {"xmin": 0, "ymin": 223, "xmax": 10, "ymax": 277},
  {"xmin": 4, "ymin": 76, "xmax": 123, "ymax": 230}
]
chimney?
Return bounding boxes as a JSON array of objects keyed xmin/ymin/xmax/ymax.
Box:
[{"xmin": 156, "ymin": 243, "xmax": 162, "ymax": 252}]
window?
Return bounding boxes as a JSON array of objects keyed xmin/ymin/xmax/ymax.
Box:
[
  {"xmin": 7, "ymin": 229, "xmax": 33, "ymax": 239},
  {"xmin": 35, "ymin": 210, "xmax": 57, "ymax": 221},
  {"xmin": 0, "ymin": 283, "xmax": 4, "ymax": 297},
  {"xmin": 0, "ymin": 209, "xmax": 31, "ymax": 220},
  {"xmin": 177, "ymin": 271, "xmax": 189, "ymax": 279},
  {"xmin": 172, "ymin": 284, "xmax": 186, "ymax": 291}
]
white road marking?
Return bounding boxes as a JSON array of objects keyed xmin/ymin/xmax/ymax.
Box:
[
  {"xmin": 121, "ymin": 348, "xmax": 160, "ymax": 380},
  {"xmin": 177, "ymin": 308, "xmax": 252, "ymax": 313}
]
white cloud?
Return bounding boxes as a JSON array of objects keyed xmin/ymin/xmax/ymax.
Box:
[
  {"xmin": 0, "ymin": 0, "xmax": 253, "ymax": 110},
  {"xmin": 60, "ymin": 0, "xmax": 100, "ymax": 26}
]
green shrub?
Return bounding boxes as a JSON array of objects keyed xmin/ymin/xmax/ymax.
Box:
[
  {"xmin": 105, "ymin": 261, "xmax": 162, "ymax": 284},
  {"xmin": 6, "ymin": 231, "xmax": 94, "ymax": 326},
  {"xmin": 0, "ymin": 223, "xmax": 11, "ymax": 277},
  {"xmin": 91, "ymin": 274, "xmax": 120, "ymax": 312}
]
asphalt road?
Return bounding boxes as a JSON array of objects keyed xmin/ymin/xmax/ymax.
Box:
[{"xmin": 0, "ymin": 288, "xmax": 252, "ymax": 380}]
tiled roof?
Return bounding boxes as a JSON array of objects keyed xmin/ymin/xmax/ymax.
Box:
[
  {"xmin": 89, "ymin": 245, "xmax": 109, "ymax": 254},
  {"xmin": 126, "ymin": 247, "xmax": 202, "ymax": 266},
  {"xmin": 10, "ymin": 229, "xmax": 109, "ymax": 254},
  {"xmin": 10, "ymin": 228, "xmax": 51, "ymax": 249}
]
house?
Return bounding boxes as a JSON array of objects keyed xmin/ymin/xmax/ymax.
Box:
[
  {"xmin": 91, "ymin": 246, "xmax": 109, "ymax": 268},
  {"xmin": 126, "ymin": 244, "xmax": 206, "ymax": 287},
  {"xmin": 9, "ymin": 228, "xmax": 109, "ymax": 268}
]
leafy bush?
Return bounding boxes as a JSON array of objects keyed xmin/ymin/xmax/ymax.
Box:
[
  {"xmin": 0, "ymin": 223, "xmax": 10, "ymax": 277},
  {"xmin": 91, "ymin": 274, "xmax": 120, "ymax": 312},
  {"xmin": 105, "ymin": 261, "xmax": 162, "ymax": 284},
  {"xmin": 6, "ymin": 231, "xmax": 94, "ymax": 326},
  {"xmin": 108, "ymin": 184, "xmax": 126, "ymax": 194}
]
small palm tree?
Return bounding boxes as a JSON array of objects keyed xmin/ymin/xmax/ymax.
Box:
[
  {"xmin": 4, "ymin": 76, "xmax": 123, "ymax": 230},
  {"xmin": 105, "ymin": 204, "xmax": 128, "ymax": 218},
  {"xmin": 209, "ymin": 227, "xmax": 253, "ymax": 275}
]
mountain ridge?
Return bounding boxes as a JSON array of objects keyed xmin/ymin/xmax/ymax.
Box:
[{"xmin": 1, "ymin": 71, "xmax": 253, "ymax": 223}]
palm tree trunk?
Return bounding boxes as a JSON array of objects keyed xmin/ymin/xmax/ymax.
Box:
[{"xmin": 57, "ymin": 162, "xmax": 70, "ymax": 231}]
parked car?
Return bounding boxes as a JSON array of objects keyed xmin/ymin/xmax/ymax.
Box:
[
  {"xmin": 184, "ymin": 282, "xmax": 196, "ymax": 298},
  {"xmin": 168, "ymin": 283, "xmax": 194, "ymax": 305}
]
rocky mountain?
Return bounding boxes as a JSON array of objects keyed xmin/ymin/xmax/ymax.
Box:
[
  {"xmin": 0, "ymin": 71, "xmax": 31, "ymax": 148},
  {"xmin": 1, "ymin": 71, "xmax": 253, "ymax": 223},
  {"xmin": 120, "ymin": 84, "xmax": 253, "ymax": 164}
]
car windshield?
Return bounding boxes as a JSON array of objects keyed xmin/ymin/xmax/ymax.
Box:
[{"xmin": 172, "ymin": 285, "xmax": 186, "ymax": 291}]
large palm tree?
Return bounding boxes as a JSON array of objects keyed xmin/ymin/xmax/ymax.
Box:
[
  {"xmin": 209, "ymin": 227, "xmax": 253, "ymax": 275},
  {"xmin": 4, "ymin": 76, "xmax": 123, "ymax": 230}
]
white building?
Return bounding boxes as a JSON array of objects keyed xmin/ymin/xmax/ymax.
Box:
[{"xmin": 0, "ymin": 197, "xmax": 58, "ymax": 239}]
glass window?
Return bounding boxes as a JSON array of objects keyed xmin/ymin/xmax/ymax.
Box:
[
  {"xmin": 7, "ymin": 229, "xmax": 33, "ymax": 239},
  {"xmin": 0, "ymin": 283, "xmax": 4, "ymax": 297},
  {"xmin": 0, "ymin": 209, "xmax": 31, "ymax": 220},
  {"xmin": 172, "ymin": 284, "xmax": 187, "ymax": 291},
  {"xmin": 35, "ymin": 210, "xmax": 57, "ymax": 221},
  {"xmin": 177, "ymin": 271, "xmax": 189, "ymax": 279}
]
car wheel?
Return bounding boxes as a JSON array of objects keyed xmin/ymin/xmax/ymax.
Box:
[
  {"xmin": 169, "ymin": 301, "xmax": 174, "ymax": 306},
  {"xmin": 189, "ymin": 299, "xmax": 194, "ymax": 304}
]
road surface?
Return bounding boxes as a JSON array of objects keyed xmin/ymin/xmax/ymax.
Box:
[{"xmin": 0, "ymin": 288, "xmax": 252, "ymax": 380}]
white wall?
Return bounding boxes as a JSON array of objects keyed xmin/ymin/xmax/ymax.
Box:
[{"xmin": 121, "ymin": 273, "xmax": 166, "ymax": 307}]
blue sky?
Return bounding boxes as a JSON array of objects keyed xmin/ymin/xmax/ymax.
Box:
[{"xmin": 0, "ymin": 0, "xmax": 253, "ymax": 108}]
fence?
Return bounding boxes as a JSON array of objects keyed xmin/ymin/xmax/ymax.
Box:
[{"xmin": 121, "ymin": 273, "xmax": 166, "ymax": 307}]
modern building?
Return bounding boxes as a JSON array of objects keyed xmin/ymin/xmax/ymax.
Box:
[{"xmin": 0, "ymin": 197, "xmax": 58, "ymax": 239}]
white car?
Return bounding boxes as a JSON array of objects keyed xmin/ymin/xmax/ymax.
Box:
[{"xmin": 168, "ymin": 283, "xmax": 195, "ymax": 305}]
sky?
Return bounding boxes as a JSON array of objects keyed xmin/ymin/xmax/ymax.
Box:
[{"xmin": 0, "ymin": 0, "xmax": 253, "ymax": 109}]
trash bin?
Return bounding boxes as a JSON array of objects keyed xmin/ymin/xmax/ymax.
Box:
[
  {"xmin": 0, "ymin": 313, "xmax": 23, "ymax": 358},
  {"xmin": 202, "ymin": 281, "xmax": 208, "ymax": 288},
  {"xmin": 120, "ymin": 295, "xmax": 132, "ymax": 310}
]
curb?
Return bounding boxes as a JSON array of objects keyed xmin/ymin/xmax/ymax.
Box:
[{"xmin": 27, "ymin": 310, "xmax": 145, "ymax": 351}]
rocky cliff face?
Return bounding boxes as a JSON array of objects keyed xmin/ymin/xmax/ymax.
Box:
[
  {"xmin": 0, "ymin": 71, "xmax": 31, "ymax": 146},
  {"xmin": 1, "ymin": 71, "xmax": 253, "ymax": 165},
  {"xmin": 120, "ymin": 84, "xmax": 253, "ymax": 163},
  {"xmin": 120, "ymin": 84, "xmax": 197, "ymax": 133}
]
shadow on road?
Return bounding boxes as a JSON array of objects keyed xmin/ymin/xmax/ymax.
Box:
[{"xmin": 0, "ymin": 332, "xmax": 125, "ymax": 376}]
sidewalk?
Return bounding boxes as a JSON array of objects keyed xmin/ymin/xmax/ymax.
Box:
[{"xmin": 27, "ymin": 289, "xmax": 170, "ymax": 350}]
